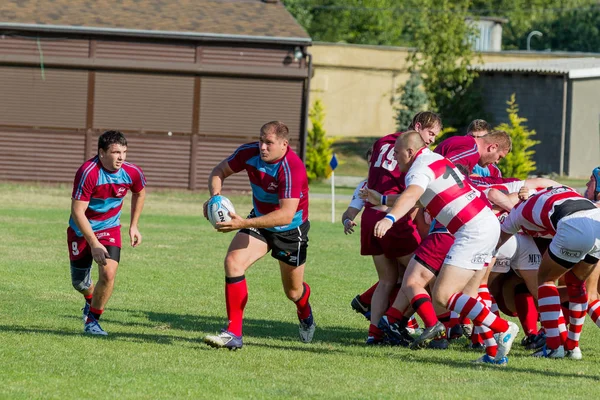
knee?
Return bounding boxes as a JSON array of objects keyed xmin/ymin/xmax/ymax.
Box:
[
  {"xmin": 70, "ymin": 267, "xmax": 92, "ymax": 292},
  {"xmin": 224, "ymin": 254, "xmax": 245, "ymax": 276},
  {"xmin": 284, "ymin": 286, "xmax": 303, "ymax": 302},
  {"xmin": 98, "ymin": 266, "xmax": 118, "ymax": 283}
]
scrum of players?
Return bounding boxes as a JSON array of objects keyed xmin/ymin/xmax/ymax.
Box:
[{"xmin": 341, "ymin": 112, "xmax": 600, "ymax": 365}]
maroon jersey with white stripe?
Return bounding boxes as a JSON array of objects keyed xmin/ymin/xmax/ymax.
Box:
[
  {"xmin": 434, "ymin": 135, "xmax": 480, "ymax": 171},
  {"xmin": 405, "ymin": 148, "xmax": 487, "ymax": 234},
  {"xmin": 501, "ymin": 186, "xmax": 597, "ymax": 237},
  {"xmin": 367, "ymin": 132, "xmax": 404, "ymax": 200}
]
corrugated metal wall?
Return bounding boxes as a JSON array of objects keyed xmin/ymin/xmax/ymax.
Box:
[
  {"xmin": 0, "ymin": 66, "xmax": 87, "ymax": 128},
  {"xmin": 0, "ymin": 36, "xmax": 308, "ymax": 191},
  {"xmin": 94, "ymin": 72, "xmax": 194, "ymax": 134},
  {"xmin": 0, "ymin": 130, "xmax": 85, "ymax": 182},
  {"xmin": 200, "ymin": 77, "xmax": 303, "ymax": 141}
]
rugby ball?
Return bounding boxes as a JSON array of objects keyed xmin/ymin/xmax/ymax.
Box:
[{"xmin": 207, "ymin": 195, "xmax": 236, "ymax": 228}]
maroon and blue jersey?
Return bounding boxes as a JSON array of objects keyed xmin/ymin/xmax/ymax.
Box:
[
  {"xmin": 227, "ymin": 142, "xmax": 309, "ymax": 232},
  {"xmin": 69, "ymin": 156, "xmax": 146, "ymax": 236}
]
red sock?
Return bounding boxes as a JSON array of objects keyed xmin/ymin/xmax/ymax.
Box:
[
  {"xmin": 538, "ymin": 283, "xmax": 565, "ymax": 350},
  {"xmin": 359, "ymin": 282, "xmax": 378, "ymax": 304},
  {"xmin": 86, "ymin": 306, "xmax": 104, "ymax": 323},
  {"xmin": 514, "ymin": 285, "xmax": 538, "ymax": 336},
  {"xmin": 84, "ymin": 294, "xmax": 93, "ymax": 305},
  {"xmin": 411, "ymin": 293, "xmax": 438, "ymax": 328},
  {"xmin": 369, "ymin": 323, "xmax": 384, "ymax": 340},
  {"xmin": 437, "ymin": 312, "xmax": 452, "ymax": 330},
  {"xmin": 384, "ymin": 306, "xmax": 405, "ymax": 324},
  {"xmin": 589, "ymin": 299, "xmax": 600, "ymax": 328},
  {"xmin": 447, "ymin": 292, "xmax": 508, "ymax": 333},
  {"xmin": 225, "ymin": 276, "xmax": 248, "ymax": 337},
  {"xmin": 295, "ymin": 282, "xmax": 312, "ymax": 320},
  {"xmin": 564, "ymin": 271, "xmax": 588, "ymax": 351}
]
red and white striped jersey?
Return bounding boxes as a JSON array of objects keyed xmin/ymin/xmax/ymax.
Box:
[
  {"xmin": 501, "ymin": 186, "xmax": 597, "ymax": 237},
  {"xmin": 405, "ymin": 148, "xmax": 488, "ymax": 234}
]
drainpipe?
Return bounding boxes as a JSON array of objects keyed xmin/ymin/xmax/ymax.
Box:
[
  {"xmin": 301, "ymin": 52, "xmax": 313, "ymax": 163},
  {"xmin": 559, "ymin": 74, "xmax": 568, "ymax": 176}
]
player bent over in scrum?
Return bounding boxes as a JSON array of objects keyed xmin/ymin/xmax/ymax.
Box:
[{"xmin": 374, "ymin": 131, "xmax": 519, "ymax": 365}]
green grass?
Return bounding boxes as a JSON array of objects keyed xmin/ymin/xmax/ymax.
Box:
[{"xmin": 1, "ymin": 182, "xmax": 600, "ymax": 399}]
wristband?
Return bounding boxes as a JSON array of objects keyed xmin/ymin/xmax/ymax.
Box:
[
  {"xmin": 343, "ymin": 218, "xmax": 351, "ymax": 226},
  {"xmin": 384, "ymin": 214, "xmax": 396, "ymax": 223},
  {"xmin": 381, "ymin": 195, "xmax": 387, "ymax": 206}
]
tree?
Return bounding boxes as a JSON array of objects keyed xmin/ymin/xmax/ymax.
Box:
[
  {"xmin": 495, "ymin": 94, "xmax": 540, "ymax": 179},
  {"xmin": 395, "ymin": 72, "xmax": 428, "ymax": 131},
  {"xmin": 305, "ymin": 100, "xmax": 334, "ymax": 182},
  {"xmin": 282, "ymin": 0, "xmax": 410, "ymax": 46},
  {"xmin": 406, "ymin": 0, "xmax": 483, "ymax": 131}
]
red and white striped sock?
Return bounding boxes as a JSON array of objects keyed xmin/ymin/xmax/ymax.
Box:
[
  {"xmin": 407, "ymin": 315, "xmax": 419, "ymax": 330},
  {"xmin": 564, "ymin": 271, "xmax": 588, "ymax": 351},
  {"xmin": 447, "ymin": 292, "xmax": 508, "ymax": 333},
  {"xmin": 475, "ymin": 289, "xmax": 498, "ymax": 355},
  {"xmin": 538, "ymin": 283, "xmax": 565, "ymax": 349},
  {"xmin": 588, "ymin": 299, "xmax": 600, "ymax": 328}
]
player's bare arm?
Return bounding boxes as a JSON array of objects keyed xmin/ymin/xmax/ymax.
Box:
[
  {"xmin": 216, "ymin": 198, "xmax": 300, "ymax": 232},
  {"xmin": 487, "ymin": 188, "xmax": 518, "ymax": 212},
  {"xmin": 373, "ymin": 184, "xmax": 425, "ymax": 238},
  {"xmin": 341, "ymin": 206, "xmax": 360, "ymax": 235},
  {"xmin": 129, "ymin": 188, "xmax": 146, "ymax": 247},
  {"xmin": 71, "ymin": 199, "xmax": 109, "ymax": 266}
]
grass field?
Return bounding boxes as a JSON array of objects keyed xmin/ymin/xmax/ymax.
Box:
[{"xmin": 1, "ymin": 182, "xmax": 600, "ymax": 399}]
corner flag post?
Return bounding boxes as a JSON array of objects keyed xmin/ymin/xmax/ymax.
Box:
[{"xmin": 328, "ymin": 153, "xmax": 338, "ymax": 223}]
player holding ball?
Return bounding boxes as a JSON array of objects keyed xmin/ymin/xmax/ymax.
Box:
[{"xmin": 202, "ymin": 121, "xmax": 314, "ymax": 350}]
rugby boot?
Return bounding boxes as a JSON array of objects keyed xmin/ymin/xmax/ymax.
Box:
[
  {"xmin": 84, "ymin": 317, "xmax": 108, "ymax": 336},
  {"xmin": 377, "ymin": 316, "xmax": 413, "ymax": 347},
  {"xmin": 495, "ymin": 321, "xmax": 519, "ymax": 362},
  {"xmin": 410, "ymin": 320, "xmax": 445, "ymax": 350},
  {"xmin": 532, "ymin": 344, "xmax": 565, "ymax": 358},
  {"xmin": 351, "ymin": 295, "xmax": 371, "ymax": 320},
  {"xmin": 566, "ymin": 347, "xmax": 582, "ymax": 360},
  {"xmin": 299, "ymin": 313, "xmax": 316, "ymax": 343},
  {"xmin": 204, "ymin": 330, "xmax": 243, "ymax": 350},
  {"xmin": 473, "ymin": 354, "xmax": 508, "ymax": 366}
]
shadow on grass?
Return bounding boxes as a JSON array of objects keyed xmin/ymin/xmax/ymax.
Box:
[
  {"xmin": 2, "ymin": 321, "xmax": 600, "ymax": 381},
  {"xmin": 109, "ymin": 308, "xmax": 366, "ymax": 347}
]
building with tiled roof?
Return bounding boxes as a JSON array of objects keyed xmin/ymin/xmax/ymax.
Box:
[{"xmin": 0, "ymin": 0, "xmax": 312, "ymax": 190}]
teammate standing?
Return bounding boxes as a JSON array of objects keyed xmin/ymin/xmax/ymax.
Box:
[{"xmin": 68, "ymin": 130, "xmax": 146, "ymax": 336}]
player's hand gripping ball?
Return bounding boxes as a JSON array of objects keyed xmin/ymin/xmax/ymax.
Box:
[{"xmin": 206, "ymin": 195, "xmax": 236, "ymax": 228}]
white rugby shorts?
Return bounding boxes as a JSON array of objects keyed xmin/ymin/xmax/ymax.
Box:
[{"xmin": 444, "ymin": 208, "xmax": 500, "ymax": 270}]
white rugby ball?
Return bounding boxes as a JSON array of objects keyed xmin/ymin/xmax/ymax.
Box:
[{"xmin": 207, "ymin": 195, "xmax": 236, "ymax": 228}]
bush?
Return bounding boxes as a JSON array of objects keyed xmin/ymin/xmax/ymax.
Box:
[
  {"xmin": 496, "ymin": 94, "xmax": 540, "ymax": 179},
  {"xmin": 395, "ymin": 72, "xmax": 428, "ymax": 131},
  {"xmin": 305, "ymin": 99, "xmax": 334, "ymax": 182}
]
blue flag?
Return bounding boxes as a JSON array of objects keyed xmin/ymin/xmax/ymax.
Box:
[
  {"xmin": 326, "ymin": 153, "xmax": 338, "ymax": 178},
  {"xmin": 329, "ymin": 153, "xmax": 338, "ymax": 171}
]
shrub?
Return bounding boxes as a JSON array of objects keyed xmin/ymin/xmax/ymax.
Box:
[
  {"xmin": 305, "ymin": 99, "xmax": 334, "ymax": 182},
  {"xmin": 496, "ymin": 94, "xmax": 540, "ymax": 179}
]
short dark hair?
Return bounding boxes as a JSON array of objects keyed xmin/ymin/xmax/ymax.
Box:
[
  {"xmin": 98, "ymin": 130, "xmax": 127, "ymax": 152},
  {"xmin": 467, "ymin": 119, "xmax": 491, "ymax": 136},
  {"xmin": 408, "ymin": 111, "xmax": 442, "ymax": 131},
  {"xmin": 260, "ymin": 121, "xmax": 289, "ymax": 140}
]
